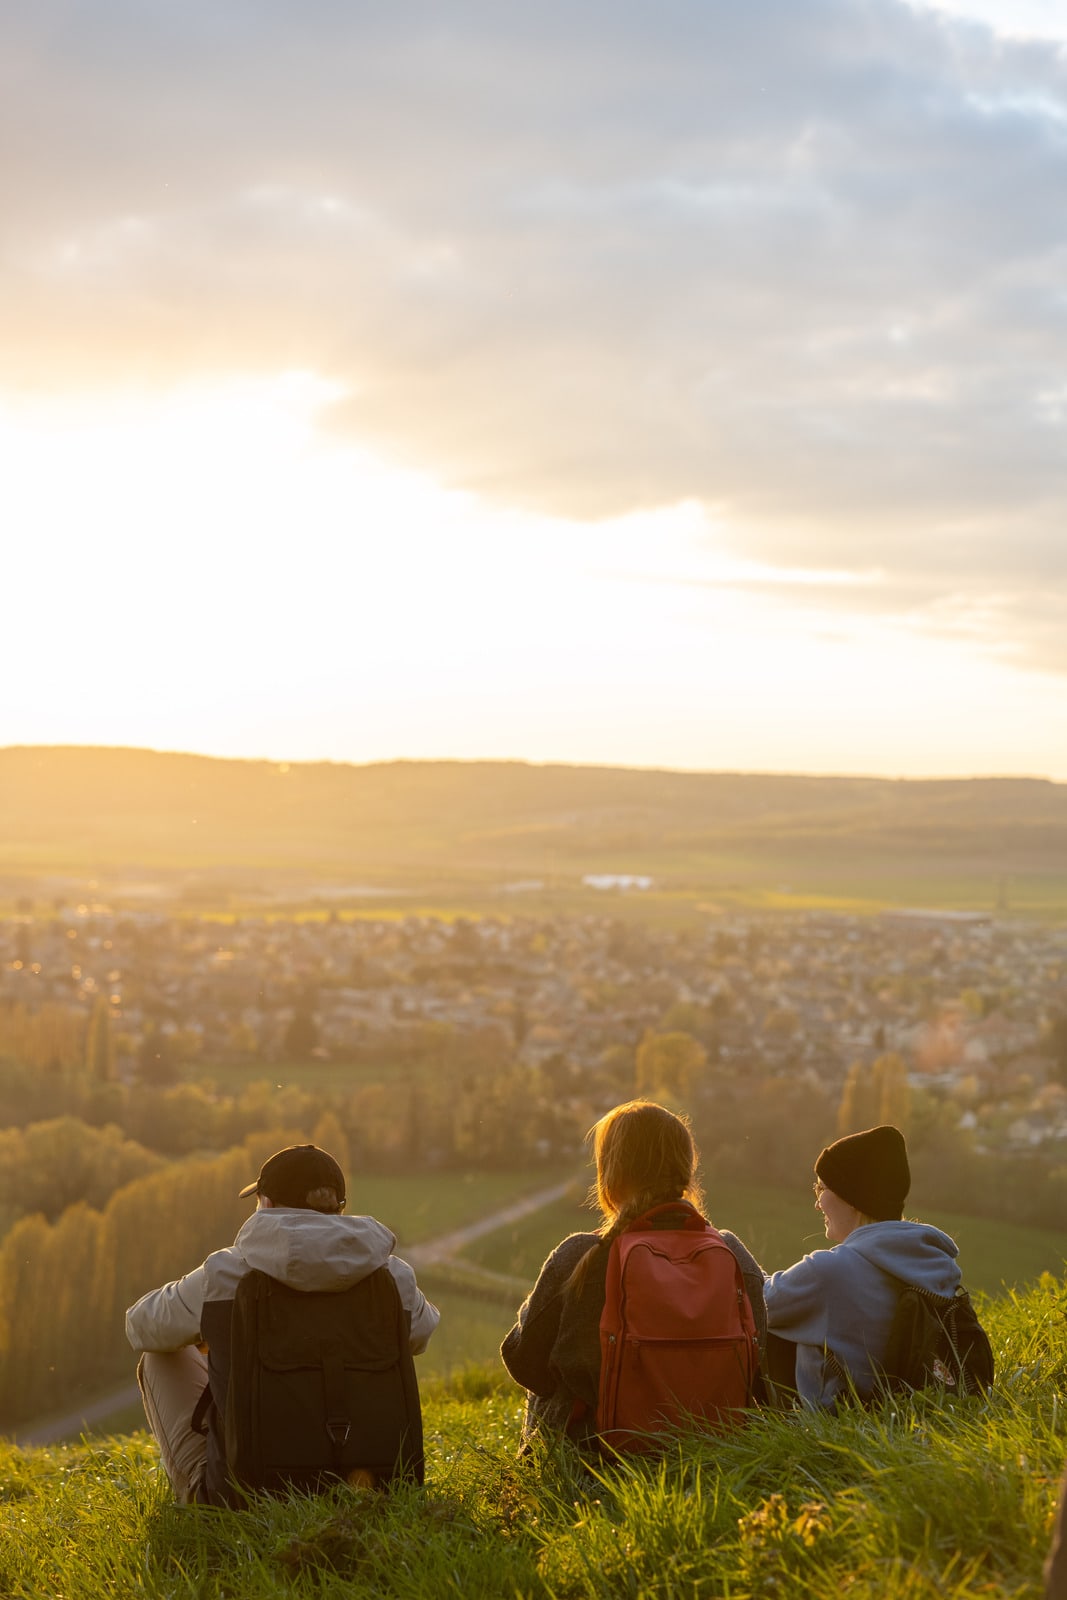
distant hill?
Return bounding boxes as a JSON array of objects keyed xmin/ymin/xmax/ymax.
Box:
[{"xmin": 1, "ymin": 746, "xmax": 1066, "ymax": 910}]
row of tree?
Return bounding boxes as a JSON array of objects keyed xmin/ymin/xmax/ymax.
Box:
[
  {"xmin": 0, "ymin": 996, "xmax": 116, "ymax": 1082},
  {"xmin": 0, "ymin": 1002, "xmax": 87, "ymax": 1078},
  {"xmin": 0, "ymin": 1117, "xmax": 161, "ymax": 1233},
  {"xmin": 0, "ymin": 1136, "xmax": 291, "ymax": 1427},
  {"xmin": 837, "ymin": 1053, "xmax": 912, "ymax": 1137}
]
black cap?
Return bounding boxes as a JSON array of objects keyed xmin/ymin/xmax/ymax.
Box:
[
  {"xmin": 815, "ymin": 1125, "xmax": 910, "ymax": 1221},
  {"xmin": 238, "ymin": 1144, "xmax": 346, "ymax": 1208}
]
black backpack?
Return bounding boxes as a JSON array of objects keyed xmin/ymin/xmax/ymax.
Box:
[
  {"xmin": 877, "ymin": 1284, "xmax": 994, "ymax": 1397},
  {"xmin": 222, "ymin": 1266, "xmax": 424, "ymax": 1500}
]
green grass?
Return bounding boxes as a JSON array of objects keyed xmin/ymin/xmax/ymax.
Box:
[
  {"xmin": 340, "ymin": 1169, "xmax": 576, "ymax": 1251},
  {"xmin": 53, "ymin": 876, "xmax": 1066, "ymax": 926},
  {"xmin": 414, "ymin": 1283, "xmax": 516, "ymax": 1380},
  {"xmin": 2, "ymin": 1279, "xmax": 1066, "ymax": 1597},
  {"xmin": 460, "ymin": 1177, "xmax": 1067, "ymax": 1297}
]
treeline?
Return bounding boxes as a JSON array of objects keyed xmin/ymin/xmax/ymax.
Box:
[
  {"xmin": 677, "ymin": 1045, "xmax": 1067, "ymax": 1237},
  {"xmin": 0, "ymin": 1117, "xmax": 161, "ymax": 1233},
  {"xmin": 4, "ymin": 1012, "xmax": 1065, "ymax": 1235},
  {"xmin": 0, "ymin": 1001, "xmax": 87, "ymax": 1077},
  {"xmin": 0, "ymin": 1134, "xmax": 292, "ymax": 1428},
  {"xmin": 0, "ymin": 1022, "xmax": 581, "ymax": 1173}
]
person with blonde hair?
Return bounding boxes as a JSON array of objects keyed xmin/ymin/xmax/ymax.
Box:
[{"xmin": 501, "ymin": 1100, "xmax": 766, "ymax": 1446}]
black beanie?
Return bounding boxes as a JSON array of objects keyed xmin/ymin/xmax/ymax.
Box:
[{"xmin": 815, "ymin": 1125, "xmax": 910, "ymax": 1220}]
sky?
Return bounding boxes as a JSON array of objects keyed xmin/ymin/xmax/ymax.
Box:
[{"xmin": 2, "ymin": 0, "xmax": 1066, "ymax": 780}]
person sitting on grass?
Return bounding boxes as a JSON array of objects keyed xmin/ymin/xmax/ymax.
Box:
[
  {"xmin": 762, "ymin": 1124, "xmax": 962, "ymax": 1407},
  {"xmin": 126, "ymin": 1143, "xmax": 439, "ymax": 1504},
  {"xmin": 501, "ymin": 1099, "xmax": 766, "ymax": 1449}
]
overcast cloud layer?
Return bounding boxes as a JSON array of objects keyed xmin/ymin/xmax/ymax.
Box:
[{"xmin": 4, "ymin": 1, "xmax": 1067, "ymax": 670}]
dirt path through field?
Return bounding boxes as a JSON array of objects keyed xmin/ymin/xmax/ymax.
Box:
[
  {"xmin": 13, "ymin": 1177, "xmax": 573, "ymax": 1447},
  {"xmin": 404, "ymin": 1179, "xmax": 570, "ymax": 1268}
]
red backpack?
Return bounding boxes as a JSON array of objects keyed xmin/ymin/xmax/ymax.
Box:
[{"xmin": 597, "ymin": 1202, "xmax": 760, "ymax": 1454}]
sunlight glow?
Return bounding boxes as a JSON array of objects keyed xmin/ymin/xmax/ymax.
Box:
[{"xmin": 2, "ymin": 374, "xmax": 1064, "ymax": 779}]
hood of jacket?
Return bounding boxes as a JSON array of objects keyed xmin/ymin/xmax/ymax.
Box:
[
  {"xmin": 229, "ymin": 1207, "xmax": 397, "ymax": 1294},
  {"xmin": 841, "ymin": 1219, "xmax": 961, "ymax": 1296}
]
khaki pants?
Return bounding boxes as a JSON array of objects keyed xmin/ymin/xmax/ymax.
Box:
[{"xmin": 137, "ymin": 1347, "xmax": 209, "ymax": 1504}]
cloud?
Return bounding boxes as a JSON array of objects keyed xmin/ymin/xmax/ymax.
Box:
[{"xmin": 3, "ymin": 0, "xmax": 1067, "ymax": 666}]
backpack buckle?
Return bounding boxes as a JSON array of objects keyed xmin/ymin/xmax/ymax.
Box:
[{"xmin": 326, "ymin": 1418, "xmax": 352, "ymax": 1447}]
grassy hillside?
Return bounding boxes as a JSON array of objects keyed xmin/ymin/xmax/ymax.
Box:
[
  {"xmin": 2, "ymin": 1279, "xmax": 1065, "ymax": 1598},
  {"xmin": 3, "ymin": 745, "xmax": 1067, "ymax": 911}
]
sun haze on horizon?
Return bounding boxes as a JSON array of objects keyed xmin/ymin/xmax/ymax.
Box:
[{"xmin": 3, "ymin": 0, "xmax": 1065, "ymax": 783}]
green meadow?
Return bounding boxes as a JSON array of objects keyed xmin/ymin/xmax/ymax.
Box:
[{"xmin": 327, "ymin": 1168, "xmax": 576, "ymax": 1252}]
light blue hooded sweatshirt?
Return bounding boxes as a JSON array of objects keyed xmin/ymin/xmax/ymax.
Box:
[{"xmin": 762, "ymin": 1220, "xmax": 961, "ymax": 1407}]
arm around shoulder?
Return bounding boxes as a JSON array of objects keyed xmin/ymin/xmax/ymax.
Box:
[{"xmin": 762, "ymin": 1248, "xmax": 837, "ymax": 1336}]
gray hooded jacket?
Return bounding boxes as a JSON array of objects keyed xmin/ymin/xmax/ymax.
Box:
[
  {"xmin": 126, "ymin": 1206, "xmax": 439, "ymax": 1356},
  {"xmin": 127, "ymin": 1207, "xmax": 439, "ymax": 1502},
  {"xmin": 762, "ymin": 1220, "xmax": 961, "ymax": 1407}
]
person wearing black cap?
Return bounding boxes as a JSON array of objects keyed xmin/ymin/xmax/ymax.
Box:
[
  {"xmin": 126, "ymin": 1143, "xmax": 439, "ymax": 1503},
  {"xmin": 762, "ymin": 1125, "xmax": 962, "ymax": 1408}
]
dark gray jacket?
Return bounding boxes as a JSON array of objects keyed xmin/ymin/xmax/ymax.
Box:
[{"xmin": 501, "ymin": 1215, "xmax": 767, "ymax": 1444}]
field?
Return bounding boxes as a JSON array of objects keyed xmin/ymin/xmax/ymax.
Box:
[
  {"xmin": 4, "ymin": 749, "xmax": 1067, "ymax": 916},
  {"xmin": 3, "ymin": 1278, "xmax": 1066, "ymax": 1598},
  {"xmin": 460, "ymin": 1177, "xmax": 1067, "ymax": 1300},
  {"xmin": 318, "ymin": 1168, "xmax": 576, "ymax": 1251}
]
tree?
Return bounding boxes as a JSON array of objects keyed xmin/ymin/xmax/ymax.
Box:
[
  {"xmin": 284, "ymin": 1005, "xmax": 319, "ymax": 1061},
  {"xmin": 0, "ymin": 1117, "xmax": 160, "ymax": 1223},
  {"xmin": 871, "ymin": 1052, "xmax": 911, "ymax": 1132},
  {"xmin": 838, "ymin": 1053, "xmax": 911, "ymax": 1136},
  {"xmin": 635, "ymin": 1031, "xmax": 707, "ymax": 1106},
  {"xmin": 84, "ymin": 995, "xmax": 115, "ymax": 1082},
  {"xmin": 402, "ymin": 1080, "xmax": 424, "ymax": 1165},
  {"xmin": 659, "ymin": 1001, "xmax": 719, "ymax": 1053},
  {"xmin": 1042, "ymin": 1013, "xmax": 1067, "ymax": 1086},
  {"xmin": 312, "ymin": 1108, "xmax": 350, "ymax": 1174},
  {"xmin": 137, "ymin": 1024, "xmax": 178, "ymax": 1086},
  {"xmin": 837, "ymin": 1061, "xmax": 878, "ymax": 1136}
]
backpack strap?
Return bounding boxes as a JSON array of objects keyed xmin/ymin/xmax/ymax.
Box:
[
  {"xmin": 321, "ymin": 1344, "xmax": 354, "ymax": 1455},
  {"xmin": 191, "ymin": 1379, "xmax": 214, "ymax": 1437}
]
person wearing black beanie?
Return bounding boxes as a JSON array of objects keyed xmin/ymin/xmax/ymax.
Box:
[
  {"xmin": 814, "ymin": 1125, "xmax": 911, "ymax": 1223},
  {"xmin": 761, "ymin": 1124, "xmax": 964, "ymax": 1408}
]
